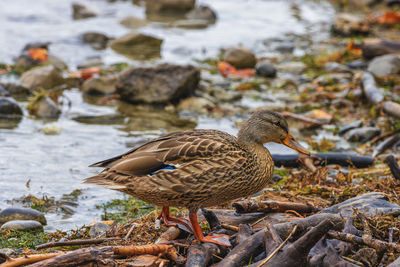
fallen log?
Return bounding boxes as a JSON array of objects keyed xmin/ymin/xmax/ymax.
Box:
[
  {"xmin": 272, "ymin": 153, "xmax": 374, "ymax": 168},
  {"xmin": 232, "ymin": 200, "xmax": 317, "ymax": 214},
  {"xmin": 185, "ymin": 243, "xmax": 221, "ymax": 267},
  {"xmin": 385, "ymin": 155, "xmax": 400, "ymax": 180},
  {"xmin": 35, "ymin": 237, "xmax": 119, "ymax": 250}
]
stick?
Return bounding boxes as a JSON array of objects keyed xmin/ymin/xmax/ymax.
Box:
[
  {"xmin": 221, "ymin": 224, "xmax": 238, "ymax": 232},
  {"xmin": 373, "ymin": 133, "xmax": 400, "ymax": 157},
  {"xmin": 186, "ymin": 243, "xmax": 220, "ymax": 267},
  {"xmin": 0, "ymin": 253, "xmax": 62, "ymax": 267},
  {"xmin": 113, "ymin": 244, "xmax": 173, "ymax": 256},
  {"xmin": 155, "ymin": 226, "xmax": 181, "ymax": 244},
  {"xmin": 233, "ymin": 200, "xmax": 317, "ymax": 214},
  {"xmin": 236, "ymin": 224, "xmax": 252, "ymax": 245},
  {"xmin": 272, "ymin": 153, "xmax": 374, "ymax": 168},
  {"xmin": 281, "ymin": 112, "xmax": 324, "ymax": 126},
  {"xmin": 35, "ymin": 238, "xmax": 119, "ymax": 250},
  {"xmin": 385, "ymin": 155, "xmax": 400, "ymax": 180}
]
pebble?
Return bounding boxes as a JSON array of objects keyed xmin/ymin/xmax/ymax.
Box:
[
  {"xmin": 0, "ymin": 85, "xmax": 10, "ymax": 97},
  {"xmin": 1, "ymin": 220, "xmax": 43, "ymax": 231},
  {"xmin": 89, "ymin": 222, "xmax": 110, "ymax": 237},
  {"xmin": 346, "ymin": 126, "xmax": 381, "ymax": 143},
  {"xmin": 332, "ymin": 13, "xmax": 369, "ymax": 36},
  {"xmin": 177, "ymin": 97, "xmax": 215, "ymax": 114},
  {"xmin": 82, "ymin": 32, "xmax": 110, "ymax": 50},
  {"xmin": 277, "ymin": 61, "xmax": 306, "ymax": 75},
  {"xmin": 338, "ymin": 120, "xmax": 363, "ymax": 136},
  {"xmin": 72, "ymin": 2, "xmax": 98, "ymax": 20},
  {"xmin": 120, "ymin": 16, "xmax": 148, "ymax": 29},
  {"xmin": 367, "ymin": 54, "xmax": 400, "ymax": 76},
  {"xmin": 186, "ymin": 5, "xmax": 217, "ymax": 23},
  {"xmin": 20, "ymin": 65, "xmax": 65, "ymax": 91},
  {"xmin": 81, "ymin": 76, "xmax": 117, "ymax": 95},
  {"xmin": 255, "ymin": 61, "xmax": 277, "ymax": 78},
  {"xmin": 223, "ymin": 47, "xmax": 256, "ymax": 69},
  {"xmin": 0, "ymin": 207, "xmax": 47, "ymax": 225},
  {"xmin": 145, "ymin": 0, "xmax": 195, "ymax": 15},
  {"xmin": 346, "ymin": 59, "xmax": 368, "ymax": 70},
  {"xmin": 0, "ymin": 97, "xmax": 23, "ymax": 118},
  {"xmin": 28, "ymin": 96, "xmax": 61, "ymax": 119}
]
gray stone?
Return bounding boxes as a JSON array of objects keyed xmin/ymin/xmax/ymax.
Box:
[
  {"xmin": 278, "ymin": 61, "xmax": 306, "ymax": 75},
  {"xmin": 72, "ymin": 2, "xmax": 98, "ymax": 20},
  {"xmin": 120, "ymin": 16, "xmax": 148, "ymax": 29},
  {"xmin": 145, "ymin": 0, "xmax": 195, "ymax": 15},
  {"xmin": 116, "ymin": 64, "xmax": 199, "ymax": 104},
  {"xmin": 1, "ymin": 220, "xmax": 43, "ymax": 231},
  {"xmin": 321, "ymin": 192, "xmax": 400, "ymax": 217},
  {"xmin": 28, "ymin": 96, "xmax": 61, "ymax": 119},
  {"xmin": 20, "ymin": 65, "xmax": 64, "ymax": 91},
  {"xmin": 275, "ymin": 42, "xmax": 295, "ymax": 53},
  {"xmin": 82, "ymin": 32, "xmax": 110, "ymax": 50},
  {"xmin": 346, "ymin": 126, "xmax": 381, "ymax": 142},
  {"xmin": 0, "ymin": 207, "xmax": 46, "ymax": 225},
  {"xmin": 110, "ymin": 32, "xmax": 163, "ymax": 60},
  {"xmin": 186, "ymin": 5, "xmax": 216, "ymax": 23},
  {"xmin": 0, "ymin": 83, "xmax": 31, "ymax": 98},
  {"xmin": 368, "ymin": 54, "xmax": 400, "ymax": 76},
  {"xmin": 324, "ymin": 62, "xmax": 351, "ymax": 73},
  {"xmin": 47, "ymin": 55, "xmax": 68, "ymax": 71},
  {"xmin": 174, "ymin": 19, "xmax": 210, "ymax": 29},
  {"xmin": 255, "ymin": 61, "xmax": 277, "ymax": 78},
  {"xmin": 338, "ymin": 120, "xmax": 363, "ymax": 136},
  {"xmin": 0, "ymin": 85, "xmax": 10, "ymax": 97},
  {"xmin": 89, "ymin": 222, "xmax": 110, "ymax": 237},
  {"xmin": 0, "ymin": 98, "xmax": 23, "ymax": 118},
  {"xmin": 81, "ymin": 76, "xmax": 117, "ymax": 95},
  {"xmin": 223, "ymin": 48, "xmax": 256, "ymax": 69},
  {"xmin": 177, "ymin": 97, "xmax": 215, "ymax": 114},
  {"xmin": 332, "ymin": 13, "xmax": 369, "ymax": 36},
  {"xmin": 346, "ymin": 59, "xmax": 368, "ymax": 70}
]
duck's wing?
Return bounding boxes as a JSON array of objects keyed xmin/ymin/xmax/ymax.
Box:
[{"xmin": 85, "ymin": 129, "xmax": 239, "ymax": 178}]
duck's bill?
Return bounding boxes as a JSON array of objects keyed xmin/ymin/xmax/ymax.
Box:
[{"xmin": 281, "ymin": 133, "xmax": 310, "ymax": 156}]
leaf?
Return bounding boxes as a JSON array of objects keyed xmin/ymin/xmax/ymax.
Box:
[
  {"xmin": 218, "ymin": 61, "xmax": 255, "ymax": 79},
  {"xmin": 28, "ymin": 48, "xmax": 48, "ymax": 62},
  {"xmin": 68, "ymin": 67, "xmax": 102, "ymax": 80},
  {"xmin": 378, "ymin": 11, "xmax": 400, "ymax": 24}
]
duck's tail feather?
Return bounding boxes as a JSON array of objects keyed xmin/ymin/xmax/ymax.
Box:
[{"xmin": 83, "ymin": 175, "xmax": 127, "ymax": 190}]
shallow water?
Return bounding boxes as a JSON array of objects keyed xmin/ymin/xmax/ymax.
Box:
[{"xmin": 0, "ymin": 0, "xmax": 334, "ymax": 230}]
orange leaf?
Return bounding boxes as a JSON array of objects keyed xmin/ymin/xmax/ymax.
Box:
[
  {"xmin": 28, "ymin": 48, "xmax": 48, "ymax": 62},
  {"xmin": 346, "ymin": 41, "xmax": 362, "ymax": 55},
  {"xmin": 309, "ymin": 109, "xmax": 333, "ymax": 120},
  {"xmin": 218, "ymin": 61, "xmax": 255, "ymax": 79},
  {"xmin": 68, "ymin": 67, "xmax": 102, "ymax": 79},
  {"xmin": 378, "ymin": 11, "xmax": 400, "ymax": 24}
]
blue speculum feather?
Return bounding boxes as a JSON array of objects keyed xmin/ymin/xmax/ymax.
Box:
[{"xmin": 150, "ymin": 164, "xmax": 176, "ymax": 175}]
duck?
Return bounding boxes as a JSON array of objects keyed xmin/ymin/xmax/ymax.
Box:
[{"xmin": 84, "ymin": 110, "xmax": 310, "ymax": 246}]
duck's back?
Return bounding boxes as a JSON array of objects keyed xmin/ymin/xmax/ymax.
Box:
[{"xmin": 84, "ymin": 129, "xmax": 273, "ymax": 210}]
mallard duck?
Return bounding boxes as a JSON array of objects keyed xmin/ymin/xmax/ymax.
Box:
[{"xmin": 84, "ymin": 110, "xmax": 309, "ymax": 246}]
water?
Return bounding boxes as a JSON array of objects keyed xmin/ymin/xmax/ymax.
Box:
[{"xmin": 0, "ymin": 0, "xmax": 334, "ymax": 230}]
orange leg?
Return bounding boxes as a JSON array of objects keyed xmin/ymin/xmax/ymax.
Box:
[
  {"xmin": 157, "ymin": 206, "xmax": 193, "ymax": 232},
  {"xmin": 189, "ymin": 211, "xmax": 231, "ymax": 247}
]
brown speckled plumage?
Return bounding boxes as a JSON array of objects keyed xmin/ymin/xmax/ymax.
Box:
[{"xmin": 84, "ymin": 110, "xmax": 308, "ymax": 213}]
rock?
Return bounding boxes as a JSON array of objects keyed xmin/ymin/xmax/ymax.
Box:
[
  {"xmin": 0, "ymin": 97, "xmax": 23, "ymax": 118},
  {"xmin": 362, "ymin": 38, "xmax": 400, "ymax": 60},
  {"xmin": 116, "ymin": 64, "xmax": 199, "ymax": 104},
  {"xmin": 255, "ymin": 61, "xmax": 277, "ymax": 78},
  {"xmin": 174, "ymin": 19, "xmax": 210, "ymax": 29},
  {"xmin": 120, "ymin": 16, "xmax": 148, "ymax": 29},
  {"xmin": 28, "ymin": 96, "xmax": 61, "ymax": 119},
  {"xmin": 346, "ymin": 59, "xmax": 368, "ymax": 69},
  {"xmin": 20, "ymin": 65, "xmax": 64, "ymax": 91},
  {"xmin": 338, "ymin": 120, "xmax": 363, "ymax": 136},
  {"xmin": 0, "ymin": 85, "xmax": 10, "ymax": 97},
  {"xmin": 212, "ymin": 90, "xmax": 242, "ymax": 103},
  {"xmin": 81, "ymin": 76, "xmax": 117, "ymax": 95},
  {"xmin": 0, "ymin": 207, "xmax": 47, "ymax": 225},
  {"xmin": 322, "ymin": 192, "xmax": 400, "ymax": 217},
  {"xmin": 278, "ymin": 61, "xmax": 306, "ymax": 75},
  {"xmin": 82, "ymin": 32, "xmax": 110, "ymax": 50},
  {"xmin": 223, "ymin": 48, "xmax": 256, "ymax": 69},
  {"xmin": 145, "ymin": 0, "xmax": 195, "ymax": 15},
  {"xmin": 274, "ymin": 42, "xmax": 295, "ymax": 53},
  {"xmin": 346, "ymin": 126, "xmax": 380, "ymax": 142},
  {"xmin": 77, "ymin": 56, "xmax": 103, "ymax": 69},
  {"xmin": 324, "ymin": 62, "xmax": 351, "ymax": 73},
  {"xmin": 367, "ymin": 54, "xmax": 400, "ymax": 76},
  {"xmin": 332, "ymin": 13, "xmax": 369, "ymax": 36},
  {"xmin": 0, "ymin": 220, "xmax": 43, "ymax": 231},
  {"xmin": 0, "ymin": 83, "xmax": 31, "ymax": 99},
  {"xmin": 72, "ymin": 2, "xmax": 98, "ymax": 20},
  {"xmin": 110, "ymin": 32, "xmax": 162, "ymax": 60},
  {"xmin": 186, "ymin": 5, "xmax": 216, "ymax": 23},
  {"xmin": 177, "ymin": 97, "xmax": 215, "ymax": 114},
  {"xmin": 89, "ymin": 222, "xmax": 110, "ymax": 237},
  {"xmin": 47, "ymin": 55, "xmax": 68, "ymax": 71}
]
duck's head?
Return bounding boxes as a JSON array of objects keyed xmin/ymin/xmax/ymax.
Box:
[{"xmin": 238, "ymin": 110, "xmax": 310, "ymax": 155}]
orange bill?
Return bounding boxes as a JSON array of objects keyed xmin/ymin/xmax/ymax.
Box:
[{"xmin": 281, "ymin": 133, "xmax": 310, "ymax": 155}]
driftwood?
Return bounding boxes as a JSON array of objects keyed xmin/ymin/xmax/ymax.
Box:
[
  {"xmin": 385, "ymin": 155, "xmax": 400, "ymax": 180},
  {"xmin": 361, "ymin": 38, "xmax": 400, "ymax": 59},
  {"xmin": 272, "ymin": 153, "xmax": 374, "ymax": 168},
  {"xmin": 217, "ymin": 213, "xmax": 343, "ymax": 267},
  {"xmin": 0, "ymin": 253, "xmax": 62, "ymax": 267},
  {"xmin": 36, "ymin": 237, "xmax": 119, "ymax": 250},
  {"xmin": 373, "ymin": 133, "xmax": 400, "ymax": 157},
  {"xmin": 155, "ymin": 226, "xmax": 181, "ymax": 244},
  {"xmin": 236, "ymin": 224, "xmax": 252, "ymax": 245},
  {"xmin": 233, "ymin": 200, "xmax": 317, "ymax": 214},
  {"xmin": 186, "ymin": 243, "xmax": 221, "ymax": 267}
]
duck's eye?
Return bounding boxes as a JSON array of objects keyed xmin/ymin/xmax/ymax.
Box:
[{"xmin": 274, "ymin": 121, "xmax": 280, "ymax": 126}]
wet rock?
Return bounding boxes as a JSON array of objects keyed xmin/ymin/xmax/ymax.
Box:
[
  {"xmin": 28, "ymin": 96, "xmax": 61, "ymax": 119},
  {"xmin": 82, "ymin": 32, "xmax": 110, "ymax": 50},
  {"xmin": 275, "ymin": 42, "xmax": 295, "ymax": 53},
  {"xmin": 116, "ymin": 64, "xmax": 199, "ymax": 104},
  {"xmin": 0, "ymin": 97, "xmax": 23, "ymax": 118},
  {"xmin": 338, "ymin": 120, "xmax": 363, "ymax": 136},
  {"xmin": 81, "ymin": 76, "xmax": 117, "ymax": 95},
  {"xmin": 346, "ymin": 126, "xmax": 381, "ymax": 143},
  {"xmin": 174, "ymin": 19, "xmax": 210, "ymax": 29},
  {"xmin": 322, "ymin": 192, "xmax": 400, "ymax": 217},
  {"xmin": 73, "ymin": 114, "xmax": 125, "ymax": 125},
  {"xmin": 0, "ymin": 220, "xmax": 43, "ymax": 231},
  {"xmin": 324, "ymin": 62, "xmax": 351, "ymax": 73},
  {"xmin": 47, "ymin": 55, "xmax": 68, "ymax": 71},
  {"xmin": 89, "ymin": 222, "xmax": 110, "ymax": 237},
  {"xmin": 223, "ymin": 47, "xmax": 256, "ymax": 69},
  {"xmin": 120, "ymin": 16, "xmax": 148, "ymax": 29},
  {"xmin": 145, "ymin": 0, "xmax": 195, "ymax": 15},
  {"xmin": 0, "ymin": 83, "xmax": 31, "ymax": 99},
  {"xmin": 212, "ymin": 90, "xmax": 242, "ymax": 103},
  {"xmin": 20, "ymin": 65, "xmax": 64, "ymax": 91},
  {"xmin": 332, "ymin": 13, "xmax": 369, "ymax": 36},
  {"xmin": 361, "ymin": 38, "xmax": 400, "ymax": 60},
  {"xmin": 367, "ymin": 54, "xmax": 400, "ymax": 76},
  {"xmin": 72, "ymin": 2, "xmax": 98, "ymax": 20},
  {"xmin": 110, "ymin": 32, "xmax": 162, "ymax": 60},
  {"xmin": 346, "ymin": 59, "xmax": 368, "ymax": 70},
  {"xmin": 255, "ymin": 61, "xmax": 277, "ymax": 78},
  {"xmin": 278, "ymin": 61, "xmax": 306, "ymax": 75},
  {"xmin": 0, "ymin": 85, "xmax": 10, "ymax": 97},
  {"xmin": 77, "ymin": 56, "xmax": 103, "ymax": 69},
  {"xmin": 0, "ymin": 207, "xmax": 46, "ymax": 225},
  {"xmin": 186, "ymin": 5, "xmax": 216, "ymax": 24},
  {"xmin": 177, "ymin": 97, "xmax": 215, "ymax": 114}
]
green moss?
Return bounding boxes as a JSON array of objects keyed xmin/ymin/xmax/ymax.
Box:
[{"xmin": 0, "ymin": 229, "xmax": 53, "ymax": 249}]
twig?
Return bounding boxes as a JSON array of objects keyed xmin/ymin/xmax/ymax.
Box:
[
  {"xmin": 385, "ymin": 155, "xmax": 400, "ymax": 180},
  {"xmin": 281, "ymin": 112, "xmax": 324, "ymax": 126},
  {"xmin": 256, "ymin": 225, "xmax": 298, "ymax": 267},
  {"xmin": 221, "ymin": 223, "xmax": 238, "ymax": 231},
  {"xmin": 36, "ymin": 238, "xmax": 119, "ymax": 250},
  {"xmin": 341, "ymin": 256, "xmax": 363, "ymax": 266},
  {"xmin": 124, "ymin": 223, "xmax": 138, "ymax": 240},
  {"xmin": 0, "ymin": 253, "xmax": 62, "ymax": 267}
]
